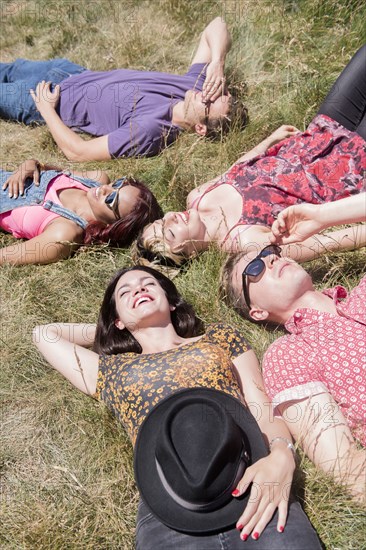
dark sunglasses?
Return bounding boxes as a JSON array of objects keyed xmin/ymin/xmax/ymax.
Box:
[
  {"xmin": 242, "ymin": 245, "xmax": 282, "ymax": 309},
  {"xmin": 104, "ymin": 177, "xmax": 128, "ymax": 219}
]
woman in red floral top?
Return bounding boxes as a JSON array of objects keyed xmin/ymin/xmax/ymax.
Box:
[{"xmin": 136, "ymin": 45, "xmax": 366, "ymax": 272}]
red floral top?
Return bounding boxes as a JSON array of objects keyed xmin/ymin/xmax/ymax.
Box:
[{"xmin": 196, "ymin": 115, "xmax": 365, "ymax": 241}]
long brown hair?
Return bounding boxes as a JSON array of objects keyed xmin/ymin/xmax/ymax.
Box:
[{"xmin": 93, "ymin": 266, "xmax": 204, "ymax": 355}]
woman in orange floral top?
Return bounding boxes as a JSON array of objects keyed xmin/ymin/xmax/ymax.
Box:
[{"xmin": 33, "ymin": 266, "xmax": 320, "ymax": 549}]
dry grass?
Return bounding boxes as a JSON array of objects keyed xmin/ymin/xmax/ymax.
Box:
[{"xmin": 1, "ymin": 1, "xmax": 366, "ymax": 548}]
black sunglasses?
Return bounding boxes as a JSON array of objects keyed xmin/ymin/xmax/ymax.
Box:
[
  {"xmin": 104, "ymin": 177, "xmax": 128, "ymax": 219},
  {"xmin": 242, "ymin": 245, "xmax": 282, "ymax": 309}
]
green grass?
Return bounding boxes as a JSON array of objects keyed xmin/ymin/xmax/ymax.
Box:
[{"xmin": 1, "ymin": 0, "xmax": 365, "ymax": 548}]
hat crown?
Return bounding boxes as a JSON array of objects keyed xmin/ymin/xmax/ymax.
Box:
[{"xmin": 155, "ymin": 396, "xmax": 247, "ymax": 510}]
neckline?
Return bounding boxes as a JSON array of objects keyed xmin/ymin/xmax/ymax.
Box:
[{"xmin": 139, "ymin": 333, "xmax": 205, "ymax": 356}]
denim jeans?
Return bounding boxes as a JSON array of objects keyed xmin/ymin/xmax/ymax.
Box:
[
  {"xmin": 136, "ymin": 499, "xmax": 322, "ymax": 550},
  {"xmin": 0, "ymin": 58, "xmax": 85, "ymax": 124}
]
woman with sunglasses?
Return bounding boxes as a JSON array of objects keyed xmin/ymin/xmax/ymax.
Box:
[
  {"xmin": 0, "ymin": 158, "xmax": 162, "ymax": 265},
  {"xmin": 135, "ymin": 45, "xmax": 366, "ymax": 272}
]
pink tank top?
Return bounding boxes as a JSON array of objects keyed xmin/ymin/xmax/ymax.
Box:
[{"xmin": 0, "ymin": 174, "xmax": 89, "ymax": 239}]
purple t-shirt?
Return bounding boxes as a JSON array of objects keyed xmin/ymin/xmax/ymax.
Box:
[{"xmin": 58, "ymin": 63, "xmax": 207, "ymax": 158}]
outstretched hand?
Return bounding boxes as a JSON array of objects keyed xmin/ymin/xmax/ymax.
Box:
[
  {"xmin": 30, "ymin": 81, "xmax": 60, "ymax": 115},
  {"xmin": 268, "ymin": 125, "xmax": 300, "ymax": 146},
  {"xmin": 2, "ymin": 159, "xmax": 41, "ymax": 198},
  {"xmin": 270, "ymin": 203, "xmax": 323, "ymax": 244},
  {"xmin": 232, "ymin": 450, "xmax": 294, "ymax": 541},
  {"xmin": 202, "ymin": 60, "xmax": 226, "ymax": 103}
]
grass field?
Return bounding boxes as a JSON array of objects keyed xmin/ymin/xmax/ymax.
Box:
[{"xmin": 1, "ymin": 0, "xmax": 366, "ymax": 548}]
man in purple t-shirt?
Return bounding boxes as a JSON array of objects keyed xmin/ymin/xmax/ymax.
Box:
[{"xmin": 0, "ymin": 18, "xmax": 242, "ymax": 162}]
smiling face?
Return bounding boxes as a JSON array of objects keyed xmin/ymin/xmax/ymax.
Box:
[
  {"xmin": 184, "ymin": 90, "xmax": 232, "ymax": 131},
  {"xmin": 230, "ymin": 249, "xmax": 314, "ymax": 322},
  {"xmin": 113, "ymin": 270, "xmax": 173, "ymax": 332},
  {"xmin": 87, "ymin": 183, "xmax": 140, "ymax": 224},
  {"xmin": 142, "ymin": 209, "xmax": 207, "ymax": 257}
]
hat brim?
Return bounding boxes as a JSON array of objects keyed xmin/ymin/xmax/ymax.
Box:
[{"xmin": 134, "ymin": 387, "xmax": 268, "ymax": 535}]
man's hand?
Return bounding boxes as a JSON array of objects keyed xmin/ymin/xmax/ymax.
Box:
[
  {"xmin": 2, "ymin": 159, "xmax": 41, "ymax": 198},
  {"xmin": 202, "ymin": 60, "xmax": 226, "ymax": 103},
  {"xmin": 30, "ymin": 81, "xmax": 60, "ymax": 116}
]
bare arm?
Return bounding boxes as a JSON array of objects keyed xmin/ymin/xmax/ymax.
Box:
[
  {"xmin": 231, "ymin": 350, "xmax": 296, "ymax": 538},
  {"xmin": 279, "ymin": 393, "xmax": 365, "ymax": 502},
  {"xmin": 33, "ymin": 323, "xmax": 98, "ymax": 395},
  {"xmin": 30, "ymin": 81, "xmax": 111, "ymax": 162},
  {"xmin": 271, "ymin": 194, "xmax": 366, "ymax": 244},
  {"xmin": 229, "ymin": 223, "xmax": 366, "ymax": 261},
  {"xmin": 191, "ymin": 17, "xmax": 232, "ymax": 102},
  {"xmin": 0, "ymin": 218, "xmax": 83, "ymax": 266},
  {"xmin": 235, "ymin": 125, "xmax": 300, "ymax": 165}
]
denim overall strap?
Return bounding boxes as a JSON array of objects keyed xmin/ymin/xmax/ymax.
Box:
[
  {"xmin": 0, "ymin": 169, "xmax": 101, "ymax": 230},
  {"xmin": 60, "ymin": 171, "xmax": 101, "ymax": 188},
  {"xmin": 42, "ymin": 201, "xmax": 88, "ymax": 229},
  {"xmin": 40, "ymin": 171, "xmax": 103, "ymax": 229}
]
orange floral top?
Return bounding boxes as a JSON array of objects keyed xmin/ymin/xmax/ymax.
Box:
[{"xmin": 95, "ymin": 324, "xmax": 250, "ymax": 445}]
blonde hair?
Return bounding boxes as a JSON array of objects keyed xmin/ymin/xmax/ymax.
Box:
[{"xmin": 131, "ymin": 227, "xmax": 187, "ymax": 278}]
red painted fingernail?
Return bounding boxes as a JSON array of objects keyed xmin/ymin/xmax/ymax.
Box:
[
  {"xmin": 241, "ymin": 533, "xmax": 248, "ymax": 541},
  {"xmin": 231, "ymin": 489, "xmax": 240, "ymax": 496},
  {"xmin": 279, "ymin": 525, "xmax": 284, "ymax": 532},
  {"xmin": 253, "ymin": 532, "xmax": 259, "ymax": 540},
  {"xmin": 236, "ymin": 524, "xmax": 244, "ymax": 531}
]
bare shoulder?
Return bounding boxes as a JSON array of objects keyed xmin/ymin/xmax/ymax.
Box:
[
  {"xmin": 43, "ymin": 217, "xmax": 85, "ymax": 243},
  {"xmin": 187, "ymin": 178, "xmax": 221, "ymax": 208}
]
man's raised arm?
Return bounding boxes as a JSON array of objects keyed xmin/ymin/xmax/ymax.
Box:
[{"xmin": 191, "ymin": 17, "xmax": 232, "ymax": 102}]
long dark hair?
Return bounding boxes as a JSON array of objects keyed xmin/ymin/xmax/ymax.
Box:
[
  {"xmin": 84, "ymin": 179, "xmax": 163, "ymax": 247},
  {"xmin": 94, "ymin": 266, "xmax": 204, "ymax": 355}
]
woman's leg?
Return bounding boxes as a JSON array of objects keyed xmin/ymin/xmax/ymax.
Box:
[
  {"xmin": 135, "ymin": 499, "xmax": 322, "ymax": 550},
  {"xmin": 318, "ymin": 44, "xmax": 366, "ymax": 139}
]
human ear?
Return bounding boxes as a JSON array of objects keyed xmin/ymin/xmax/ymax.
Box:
[
  {"xmin": 115, "ymin": 319, "xmax": 125, "ymax": 330},
  {"xmin": 249, "ymin": 308, "xmax": 269, "ymax": 322},
  {"xmin": 194, "ymin": 123, "xmax": 207, "ymax": 136}
]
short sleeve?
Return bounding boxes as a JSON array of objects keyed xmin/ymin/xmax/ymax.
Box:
[
  {"xmin": 205, "ymin": 323, "xmax": 251, "ymax": 359},
  {"xmin": 262, "ymin": 337, "xmax": 327, "ymax": 412},
  {"xmin": 184, "ymin": 63, "xmax": 207, "ymax": 79},
  {"xmin": 108, "ymin": 118, "xmax": 174, "ymax": 158}
]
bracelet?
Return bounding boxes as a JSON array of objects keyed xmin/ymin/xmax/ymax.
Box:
[{"xmin": 269, "ymin": 437, "xmax": 297, "ymax": 461}]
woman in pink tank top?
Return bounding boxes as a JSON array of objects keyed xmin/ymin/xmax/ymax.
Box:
[{"xmin": 0, "ymin": 159, "xmax": 162, "ymax": 266}]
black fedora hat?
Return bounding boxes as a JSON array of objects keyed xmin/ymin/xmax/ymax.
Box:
[{"xmin": 134, "ymin": 387, "xmax": 268, "ymax": 534}]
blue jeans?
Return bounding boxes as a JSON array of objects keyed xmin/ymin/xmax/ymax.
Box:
[
  {"xmin": 0, "ymin": 58, "xmax": 85, "ymax": 124},
  {"xmin": 136, "ymin": 500, "xmax": 322, "ymax": 550}
]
